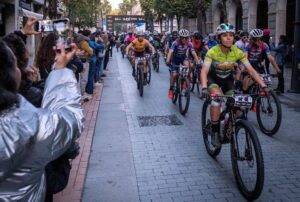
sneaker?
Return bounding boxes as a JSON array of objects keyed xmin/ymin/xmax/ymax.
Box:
[
  {"xmin": 168, "ymin": 89, "xmax": 174, "ymax": 99},
  {"xmin": 82, "ymin": 93, "xmax": 92, "ymax": 102}
]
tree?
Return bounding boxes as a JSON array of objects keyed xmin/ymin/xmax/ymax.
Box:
[
  {"xmin": 63, "ymin": 0, "xmax": 102, "ymax": 29},
  {"xmin": 119, "ymin": 0, "xmax": 137, "ymax": 15}
]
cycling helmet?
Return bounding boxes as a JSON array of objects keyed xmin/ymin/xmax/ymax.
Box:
[
  {"xmin": 171, "ymin": 31, "xmax": 178, "ymax": 37},
  {"xmin": 193, "ymin": 32, "xmax": 203, "ymax": 40},
  {"xmin": 263, "ymin": 28, "xmax": 270, "ymax": 37},
  {"xmin": 178, "ymin": 29, "xmax": 190, "ymax": 37},
  {"xmin": 145, "ymin": 31, "xmax": 151, "ymax": 36},
  {"xmin": 136, "ymin": 30, "xmax": 144, "ymax": 36},
  {"xmin": 208, "ymin": 33, "xmax": 215, "ymax": 37},
  {"xmin": 216, "ymin": 23, "xmax": 235, "ymax": 36},
  {"xmin": 249, "ymin": 29, "xmax": 263, "ymax": 39},
  {"xmin": 240, "ymin": 31, "xmax": 249, "ymax": 37}
]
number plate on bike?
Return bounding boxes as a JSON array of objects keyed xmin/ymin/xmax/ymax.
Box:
[
  {"xmin": 260, "ymin": 74, "xmax": 272, "ymax": 86},
  {"xmin": 179, "ymin": 65, "xmax": 189, "ymax": 75},
  {"xmin": 234, "ymin": 95, "xmax": 253, "ymax": 108}
]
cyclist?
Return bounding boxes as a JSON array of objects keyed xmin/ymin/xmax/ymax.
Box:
[
  {"xmin": 191, "ymin": 32, "xmax": 204, "ymax": 59},
  {"xmin": 242, "ymin": 29, "xmax": 281, "ymax": 92},
  {"xmin": 235, "ymin": 31, "xmax": 249, "ymax": 52},
  {"xmin": 204, "ymin": 33, "xmax": 218, "ymax": 51},
  {"xmin": 166, "ymin": 29, "xmax": 201, "ymax": 99},
  {"xmin": 200, "ymin": 23, "xmax": 268, "ymax": 147},
  {"xmin": 125, "ymin": 31, "xmax": 136, "ymax": 45},
  {"xmin": 125, "ymin": 31, "xmax": 156, "ymax": 80},
  {"xmin": 165, "ymin": 31, "xmax": 178, "ymax": 60}
]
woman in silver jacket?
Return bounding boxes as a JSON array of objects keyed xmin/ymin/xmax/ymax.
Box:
[{"xmin": 0, "ymin": 38, "xmax": 84, "ymax": 201}]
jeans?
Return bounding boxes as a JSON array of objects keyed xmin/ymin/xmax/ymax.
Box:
[
  {"xmin": 95, "ymin": 57, "xmax": 104, "ymax": 82},
  {"xmin": 277, "ymin": 65, "xmax": 284, "ymax": 92},
  {"xmin": 104, "ymin": 50, "xmax": 110, "ymax": 70},
  {"xmin": 85, "ymin": 60, "xmax": 96, "ymax": 94}
]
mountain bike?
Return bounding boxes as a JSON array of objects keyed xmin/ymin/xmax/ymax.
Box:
[
  {"xmin": 171, "ymin": 65, "xmax": 191, "ymax": 115},
  {"xmin": 202, "ymin": 93, "xmax": 264, "ymax": 200}
]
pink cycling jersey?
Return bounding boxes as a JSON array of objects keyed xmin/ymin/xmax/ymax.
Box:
[{"xmin": 125, "ymin": 35, "xmax": 136, "ymax": 43}]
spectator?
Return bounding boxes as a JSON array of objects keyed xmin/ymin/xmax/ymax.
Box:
[
  {"xmin": 94, "ymin": 32, "xmax": 105, "ymax": 84},
  {"xmin": 103, "ymin": 32, "xmax": 110, "ymax": 71},
  {"xmin": 0, "ymin": 40, "xmax": 83, "ymax": 201},
  {"xmin": 82, "ymin": 30, "xmax": 103, "ymax": 101},
  {"xmin": 270, "ymin": 35, "xmax": 288, "ymax": 94},
  {"xmin": 263, "ymin": 28, "xmax": 271, "ymax": 74}
]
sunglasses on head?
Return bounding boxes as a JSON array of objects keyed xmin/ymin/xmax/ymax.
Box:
[{"xmin": 220, "ymin": 24, "xmax": 234, "ymax": 30}]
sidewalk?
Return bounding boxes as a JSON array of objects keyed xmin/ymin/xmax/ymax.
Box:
[{"xmin": 53, "ymin": 84, "xmax": 103, "ymax": 202}]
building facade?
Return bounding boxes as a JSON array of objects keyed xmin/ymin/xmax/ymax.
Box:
[{"xmin": 182, "ymin": 0, "xmax": 295, "ymax": 45}]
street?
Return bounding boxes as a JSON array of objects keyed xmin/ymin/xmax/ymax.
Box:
[{"xmin": 82, "ymin": 49, "xmax": 300, "ymax": 202}]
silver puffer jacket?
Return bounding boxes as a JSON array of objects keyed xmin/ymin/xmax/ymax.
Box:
[{"xmin": 0, "ymin": 68, "xmax": 84, "ymax": 202}]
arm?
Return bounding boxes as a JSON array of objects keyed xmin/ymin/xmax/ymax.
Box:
[
  {"xmin": 191, "ymin": 50, "xmax": 200, "ymax": 64},
  {"xmin": 166, "ymin": 49, "xmax": 173, "ymax": 64},
  {"xmin": 200, "ymin": 63, "xmax": 210, "ymax": 88},
  {"xmin": 126, "ymin": 43, "xmax": 133, "ymax": 55},
  {"xmin": 244, "ymin": 63, "xmax": 267, "ymax": 87},
  {"xmin": 267, "ymin": 54, "xmax": 281, "ymax": 73}
]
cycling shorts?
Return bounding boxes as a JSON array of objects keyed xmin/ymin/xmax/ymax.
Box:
[{"xmin": 208, "ymin": 72, "xmax": 234, "ymax": 95}]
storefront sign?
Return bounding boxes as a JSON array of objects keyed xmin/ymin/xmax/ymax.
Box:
[{"xmin": 20, "ymin": 0, "xmax": 32, "ymax": 11}]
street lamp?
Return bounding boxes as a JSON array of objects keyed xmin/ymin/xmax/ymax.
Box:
[{"xmin": 290, "ymin": 0, "xmax": 300, "ymax": 93}]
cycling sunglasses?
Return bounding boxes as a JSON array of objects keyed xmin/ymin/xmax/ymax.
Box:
[
  {"xmin": 180, "ymin": 36, "xmax": 188, "ymax": 39},
  {"xmin": 220, "ymin": 24, "xmax": 234, "ymax": 30}
]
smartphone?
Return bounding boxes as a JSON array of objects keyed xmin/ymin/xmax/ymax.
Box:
[
  {"xmin": 35, "ymin": 20, "xmax": 54, "ymax": 32},
  {"xmin": 53, "ymin": 18, "xmax": 71, "ymax": 50}
]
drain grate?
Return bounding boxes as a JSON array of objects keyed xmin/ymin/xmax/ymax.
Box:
[{"xmin": 137, "ymin": 114, "xmax": 183, "ymax": 127}]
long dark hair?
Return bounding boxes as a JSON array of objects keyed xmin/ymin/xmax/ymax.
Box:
[
  {"xmin": 35, "ymin": 33, "xmax": 56, "ymax": 80},
  {"xmin": 0, "ymin": 41, "xmax": 19, "ymax": 111}
]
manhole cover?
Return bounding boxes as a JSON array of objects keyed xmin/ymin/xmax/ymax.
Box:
[{"xmin": 137, "ymin": 115, "xmax": 183, "ymax": 127}]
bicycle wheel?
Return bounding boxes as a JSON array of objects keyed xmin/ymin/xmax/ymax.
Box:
[
  {"xmin": 179, "ymin": 77, "xmax": 190, "ymax": 115},
  {"xmin": 189, "ymin": 70, "xmax": 195, "ymax": 92},
  {"xmin": 256, "ymin": 91, "xmax": 282, "ymax": 136},
  {"xmin": 172, "ymin": 79, "xmax": 178, "ymax": 104},
  {"xmin": 139, "ymin": 67, "xmax": 144, "ymax": 96},
  {"xmin": 156, "ymin": 54, "xmax": 160, "ymax": 72},
  {"xmin": 231, "ymin": 120, "xmax": 264, "ymax": 201},
  {"xmin": 147, "ymin": 64, "xmax": 151, "ymax": 84},
  {"xmin": 201, "ymin": 100, "xmax": 222, "ymax": 157}
]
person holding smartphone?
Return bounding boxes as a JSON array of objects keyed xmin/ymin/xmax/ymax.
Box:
[{"xmin": 0, "ymin": 38, "xmax": 83, "ymax": 202}]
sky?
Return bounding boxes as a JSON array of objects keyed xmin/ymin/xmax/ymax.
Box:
[{"xmin": 108, "ymin": 0, "xmax": 123, "ymax": 9}]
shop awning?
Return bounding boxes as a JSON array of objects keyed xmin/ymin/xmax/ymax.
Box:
[{"xmin": 21, "ymin": 8, "xmax": 43, "ymax": 20}]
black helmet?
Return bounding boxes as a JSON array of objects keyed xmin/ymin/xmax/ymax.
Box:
[
  {"xmin": 240, "ymin": 31, "xmax": 249, "ymax": 37},
  {"xmin": 193, "ymin": 32, "xmax": 203, "ymax": 40},
  {"xmin": 172, "ymin": 31, "xmax": 178, "ymax": 37}
]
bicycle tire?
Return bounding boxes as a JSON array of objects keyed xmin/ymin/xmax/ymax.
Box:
[
  {"xmin": 256, "ymin": 90, "xmax": 282, "ymax": 136},
  {"xmin": 179, "ymin": 77, "xmax": 190, "ymax": 115},
  {"xmin": 156, "ymin": 54, "xmax": 160, "ymax": 72},
  {"xmin": 172, "ymin": 79, "xmax": 178, "ymax": 104},
  {"xmin": 231, "ymin": 120, "xmax": 264, "ymax": 201},
  {"xmin": 190, "ymin": 70, "xmax": 195, "ymax": 92},
  {"xmin": 139, "ymin": 67, "xmax": 144, "ymax": 96},
  {"xmin": 147, "ymin": 64, "xmax": 151, "ymax": 84},
  {"xmin": 201, "ymin": 100, "xmax": 222, "ymax": 157}
]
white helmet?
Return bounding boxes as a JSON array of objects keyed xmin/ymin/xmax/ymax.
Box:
[
  {"xmin": 249, "ymin": 29, "xmax": 264, "ymax": 39},
  {"xmin": 136, "ymin": 30, "xmax": 144, "ymax": 36},
  {"xmin": 216, "ymin": 23, "xmax": 235, "ymax": 36},
  {"xmin": 178, "ymin": 29, "xmax": 190, "ymax": 37}
]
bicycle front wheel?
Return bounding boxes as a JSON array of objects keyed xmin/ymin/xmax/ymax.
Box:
[
  {"xmin": 138, "ymin": 67, "xmax": 144, "ymax": 96},
  {"xmin": 179, "ymin": 77, "xmax": 190, "ymax": 115},
  {"xmin": 201, "ymin": 100, "xmax": 222, "ymax": 157},
  {"xmin": 256, "ymin": 91, "xmax": 282, "ymax": 136},
  {"xmin": 147, "ymin": 65, "xmax": 151, "ymax": 84},
  {"xmin": 231, "ymin": 120, "xmax": 264, "ymax": 201}
]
